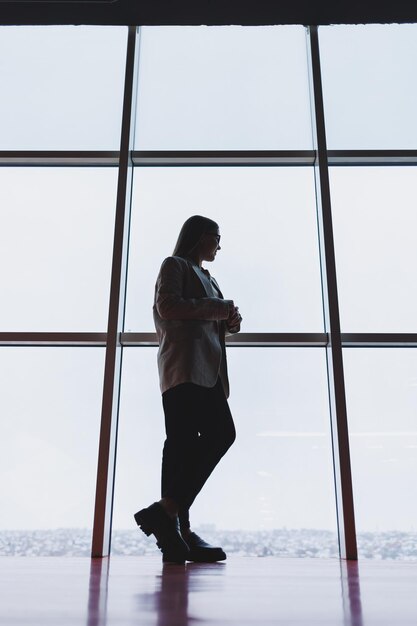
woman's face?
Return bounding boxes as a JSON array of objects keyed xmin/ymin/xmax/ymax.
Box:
[{"xmin": 200, "ymin": 228, "xmax": 221, "ymax": 262}]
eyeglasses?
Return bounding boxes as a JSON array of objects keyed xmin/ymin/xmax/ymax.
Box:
[{"xmin": 206, "ymin": 232, "xmax": 221, "ymax": 243}]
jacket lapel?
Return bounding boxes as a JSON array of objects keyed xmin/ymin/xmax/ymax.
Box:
[
  {"xmin": 210, "ymin": 276, "xmax": 224, "ymax": 299},
  {"xmin": 189, "ymin": 263, "xmax": 223, "ymax": 298},
  {"xmin": 190, "ymin": 264, "xmax": 212, "ymax": 296}
]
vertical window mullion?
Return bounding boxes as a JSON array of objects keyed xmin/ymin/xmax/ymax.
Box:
[
  {"xmin": 306, "ymin": 25, "xmax": 358, "ymax": 560},
  {"xmin": 92, "ymin": 26, "xmax": 140, "ymax": 558}
]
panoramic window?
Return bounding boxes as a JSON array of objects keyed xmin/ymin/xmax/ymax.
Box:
[{"xmin": 1, "ymin": 23, "xmax": 416, "ymax": 561}]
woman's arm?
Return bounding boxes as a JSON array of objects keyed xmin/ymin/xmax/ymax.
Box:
[{"xmin": 155, "ymin": 256, "xmax": 233, "ymax": 321}]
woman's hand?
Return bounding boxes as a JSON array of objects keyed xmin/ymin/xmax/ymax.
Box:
[{"xmin": 226, "ymin": 305, "xmax": 242, "ymax": 331}]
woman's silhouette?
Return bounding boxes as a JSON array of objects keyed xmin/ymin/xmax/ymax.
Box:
[{"xmin": 134, "ymin": 215, "xmax": 241, "ymax": 563}]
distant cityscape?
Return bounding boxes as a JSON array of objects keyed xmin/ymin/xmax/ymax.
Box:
[{"xmin": 2, "ymin": 527, "xmax": 417, "ymax": 560}]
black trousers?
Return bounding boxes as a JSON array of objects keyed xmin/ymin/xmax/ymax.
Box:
[{"xmin": 161, "ymin": 377, "xmax": 236, "ymax": 532}]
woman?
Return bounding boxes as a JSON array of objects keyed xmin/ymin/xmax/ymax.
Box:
[{"xmin": 134, "ymin": 215, "xmax": 242, "ymax": 564}]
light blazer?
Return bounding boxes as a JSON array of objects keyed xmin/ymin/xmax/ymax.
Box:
[{"xmin": 153, "ymin": 255, "xmax": 240, "ymax": 398}]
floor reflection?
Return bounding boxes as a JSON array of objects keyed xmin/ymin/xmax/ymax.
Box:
[
  {"xmin": 340, "ymin": 561, "xmax": 364, "ymax": 626},
  {"xmin": 87, "ymin": 558, "xmax": 109, "ymax": 626},
  {"xmin": 86, "ymin": 556, "xmax": 364, "ymax": 626},
  {"xmin": 143, "ymin": 562, "xmax": 226, "ymax": 626}
]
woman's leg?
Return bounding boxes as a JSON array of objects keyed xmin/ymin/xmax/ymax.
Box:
[
  {"xmin": 160, "ymin": 382, "xmax": 201, "ymax": 514},
  {"xmin": 160, "ymin": 378, "xmax": 236, "ymax": 532},
  {"xmin": 179, "ymin": 377, "xmax": 236, "ymax": 519}
]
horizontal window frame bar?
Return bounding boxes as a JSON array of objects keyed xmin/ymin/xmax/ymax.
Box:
[
  {"xmin": 134, "ymin": 150, "xmax": 417, "ymax": 167},
  {"xmin": 327, "ymin": 151, "xmax": 417, "ymax": 166},
  {"xmin": 1, "ymin": 332, "xmax": 417, "ymax": 347},
  {"xmin": 2, "ymin": 151, "xmax": 417, "ymax": 167},
  {"xmin": 0, "ymin": 333, "xmax": 108, "ymax": 346},
  {"xmin": 132, "ymin": 151, "xmax": 316, "ymax": 166},
  {"xmin": 122, "ymin": 332, "xmax": 328, "ymax": 346},
  {"xmin": 0, "ymin": 152, "xmax": 120, "ymax": 166},
  {"xmin": 341, "ymin": 333, "xmax": 417, "ymax": 347},
  {"xmin": 129, "ymin": 332, "xmax": 417, "ymax": 347}
]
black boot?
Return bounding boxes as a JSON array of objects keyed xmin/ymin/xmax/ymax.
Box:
[
  {"xmin": 183, "ymin": 531, "xmax": 227, "ymax": 562},
  {"xmin": 134, "ymin": 502, "xmax": 190, "ymax": 564}
]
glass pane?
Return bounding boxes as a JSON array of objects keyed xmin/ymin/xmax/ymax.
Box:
[
  {"xmin": 344, "ymin": 349, "xmax": 417, "ymax": 559},
  {"xmin": 319, "ymin": 24, "xmax": 417, "ymax": 149},
  {"xmin": 113, "ymin": 347, "xmax": 338, "ymax": 558},
  {"xmin": 0, "ymin": 26, "xmax": 127, "ymax": 150},
  {"xmin": 125, "ymin": 167, "xmax": 323, "ymax": 333},
  {"xmin": 330, "ymin": 167, "xmax": 417, "ymax": 333},
  {"xmin": 0, "ymin": 348, "xmax": 104, "ymax": 555},
  {"xmin": 0, "ymin": 168, "xmax": 117, "ymax": 331},
  {"xmin": 135, "ymin": 26, "xmax": 312, "ymax": 150}
]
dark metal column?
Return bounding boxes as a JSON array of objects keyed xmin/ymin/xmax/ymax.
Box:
[
  {"xmin": 92, "ymin": 26, "xmax": 140, "ymax": 558},
  {"xmin": 307, "ymin": 26, "xmax": 358, "ymax": 559}
]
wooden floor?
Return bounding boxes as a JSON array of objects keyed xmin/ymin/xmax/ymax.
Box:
[{"xmin": 1, "ymin": 555, "xmax": 416, "ymax": 625}]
